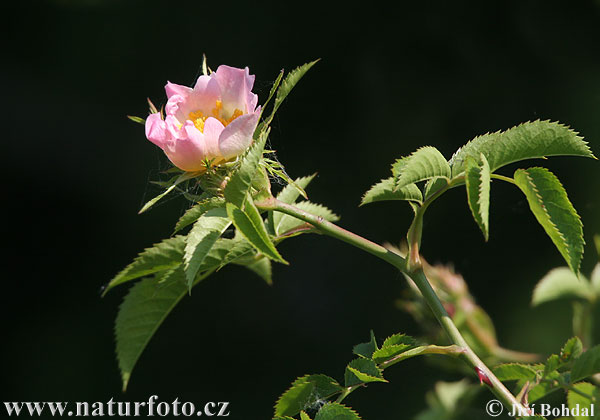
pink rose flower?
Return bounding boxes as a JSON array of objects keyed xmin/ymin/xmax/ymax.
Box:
[{"xmin": 145, "ymin": 65, "xmax": 260, "ymax": 172}]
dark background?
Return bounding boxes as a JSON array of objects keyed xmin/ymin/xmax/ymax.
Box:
[{"xmin": 3, "ymin": 0, "xmax": 600, "ymax": 419}]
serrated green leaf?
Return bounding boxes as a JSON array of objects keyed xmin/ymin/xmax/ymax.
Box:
[
  {"xmin": 115, "ymin": 237, "xmax": 256, "ymax": 391},
  {"xmin": 492, "ymin": 363, "xmax": 538, "ymax": 382},
  {"xmin": 353, "ymin": 330, "xmax": 379, "ymax": 359},
  {"xmin": 268, "ymin": 60, "xmax": 319, "ymax": 123},
  {"xmin": 105, "ymin": 236, "xmax": 186, "ymax": 294},
  {"xmin": 226, "ymin": 201, "xmax": 287, "ymax": 264},
  {"xmin": 450, "ymin": 120, "xmax": 595, "ymax": 177},
  {"xmin": 572, "ymin": 346, "xmax": 600, "ymax": 382},
  {"xmin": 245, "ymin": 257, "xmax": 273, "ymax": 285},
  {"xmin": 464, "ymin": 153, "xmax": 491, "ymax": 241},
  {"xmin": 139, "ymin": 172, "xmax": 199, "ymax": 214},
  {"xmin": 567, "ymin": 382, "xmax": 597, "ymax": 420},
  {"xmin": 514, "ymin": 167, "xmax": 584, "ymax": 273},
  {"xmin": 344, "ymin": 358, "xmax": 387, "ymax": 386},
  {"xmin": 300, "ymin": 411, "xmax": 312, "ymax": 420},
  {"xmin": 273, "ymin": 174, "xmax": 316, "ymax": 232},
  {"xmin": 532, "ymin": 267, "xmax": 594, "ymax": 306},
  {"xmin": 561, "ymin": 337, "xmax": 584, "ymax": 364},
  {"xmin": 544, "ymin": 354, "xmax": 560, "ymax": 376},
  {"xmin": 314, "ymin": 403, "xmax": 361, "ymax": 420},
  {"xmin": 273, "ymin": 417, "xmax": 295, "ymax": 420},
  {"xmin": 174, "ymin": 197, "xmax": 225, "ymax": 233},
  {"xmin": 183, "ymin": 208, "xmax": 232, "ymax": 288},
  {"xmin": 276, "ymin": 174, "xmax": 316, "ymax": 205},
  {"xmin": 393, "ymin": 147, "xmax": 451, "ymax": 191},
  {"xmin": 274, "ymin": 374, "xmax": 343, "ymax": 417},
  {"xmin": 224, "ymin": 133, "xmax": 267, "ymax": 208},
  {"xmin": 371, "ymin": 334, "xmax": 418, "ymax": 364},
  {"xmin": 528, "ymin": 369, "xmax": 564, "ymax": 402},
  {"xmin": 360, "ymin": 177, "xmax": 423, "ymax": 206},
  {"xmin": 216, "ymin": 238, "xmax": 256, "ymax": 270},
  {"xmin": 275, "ymin": 201, "xmax": 339, "ymax": 237},
  {"xmin": 424, "ymin": 177, "xmax": 450, "ymax": 200},
  {"xmin": 116, "ymin": 270, "xmax": 188, "ymax": 391}
]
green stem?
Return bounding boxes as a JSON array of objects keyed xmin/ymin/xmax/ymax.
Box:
[
  {"xmin": 491, "ymin": 174, "xmax": 516, "ymax": 185},
  {"xmin": 255, "ymin": 197, "xmax": 529, "ymax": 415}
]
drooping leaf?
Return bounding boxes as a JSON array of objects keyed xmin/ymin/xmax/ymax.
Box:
[
  {"xmin": 245, "ymin": 257, "xmax": 273, "ymax": 285},
  {"xmin": 115, "ymin": 238, "xmax": 254, "ymax": 391},
  {"xmin": 450, "ymin": 120, "xmax": 595, "ymax": 177},
  {"xmin": 174, "ymin": 197, "xmax": 225, "ymax": 233},
  {"xmin": 183, "ymin": 208, "xmax": 231, "ymax": 287},
  {"xmin": 314, "ymin": 403, "xmax": 361, "ymax": 420},
  {"xmin": 353, "ymin": 330, "xmax": 379, "ymax": 359},
  {"xmin": 275, "ymin": 201, "xmax": 339, "ymax": 237},
  {"xmin": 268, "ymin": 60, "xmax": 319, "ymax": 123},
  {"xmin": 567, "ymin": 382, "xmax": 597, "ymax": 420},
  {"xmin": 393, "ymin": 147, "xmax": 451, "ymax": 191},
  {"xmin": 224, "ymin": 133, "xmax": 267, "ymax": 208},
  {"xmin": 532, "ymin": 267, "xmax": 594, "ymax": 306},
  {"xmin": 139, "ymin": 172, "xmax": 200, "ymax": 214},
  {"xmin": 344, "ymin": 358, "xmax": 387, "ymax": 386},
  {"xmin": 217, "ymin": 237, "xmax": 256, "ymax": 270},
  {"xmin": 492, "ymin": 363, "xmax": 538, "ymax": 382},
  {"xmin": 274, "ymin": 374, "xmax": 343, "ymax": 417},
  {"xmin": 464, "ymin": 153, "xmax": 491, "ymax": 241},
  {"xmin": 116, "ymin": 270, "xmax": 189, "ymax": 391},
  {"xmin": 360, "ymin": 177, "xmax": 423, "ymax": 206},
  {"xmin": 514, "ymin": 167, "xmax": 584, "ymax": 273},
  {"xmin": 105, "ymin": 236, "xmax": 186, "ymax": 294},
  {"xmin": 226, "ymin": 201, "xmax": 287, "ymax": 264},
  {"xmin": 571, "ymin": 346, "xmax": 600, "ymax": 382}
]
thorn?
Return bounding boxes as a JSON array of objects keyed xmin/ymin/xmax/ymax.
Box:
[{"xmin": 475, "ymin": 367, "xmax": 493, "ymax": 387}]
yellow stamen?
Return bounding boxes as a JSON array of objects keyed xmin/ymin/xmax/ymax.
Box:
[{"xmin": 188, "ymin": 100, "xmax": 244, "ymax": 133}]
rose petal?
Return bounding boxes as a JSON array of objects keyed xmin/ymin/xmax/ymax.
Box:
[
  {"xmin": 202, "ymin": 117, "xmax": 226, "ymax": 161},
  {"xmin": 214, "ymin": 65, "xmax": 256, "ymax": 115},
  {"xmin": 186, "ymin": 75, "xmax": 221, "ymax": 114},
  {"xmin": 165, "ymin": 82, "xmax": 192, "ymax": 100},
  {"xmin": 145, "ymin": 113, "xmax": 169, "ymax": 148},
  {"xmin": 218, "ymin": 111, "xmax": 260, "ymax": 160},
  {"xmin": 162, "ymin": 122, "xmax": 209, "ymax": 172}
]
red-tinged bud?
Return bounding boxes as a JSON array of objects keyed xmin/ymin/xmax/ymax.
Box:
[{"xmin": 475, "ymin": 367, "xmax": 493, "ymax": 387}]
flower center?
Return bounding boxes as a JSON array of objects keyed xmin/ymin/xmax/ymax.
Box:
[{"xmin": 188, "ymin": 100, "xmax": 244, "ymax": 133}]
